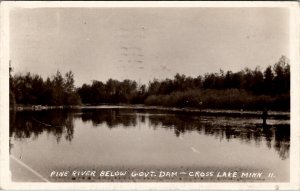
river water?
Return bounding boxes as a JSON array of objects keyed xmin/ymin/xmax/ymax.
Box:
[{"xmin": 9, "ymin": 108, "xmax": 290, "ymax": 182}]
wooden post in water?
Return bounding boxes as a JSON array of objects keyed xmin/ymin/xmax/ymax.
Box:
[
  {"xmin": 199, "ymin": 101, "xmax": 203, "ymax": 114},
  {"xmin": 262, "ymin": 107, "xmax": 268, "ymax": 126}
]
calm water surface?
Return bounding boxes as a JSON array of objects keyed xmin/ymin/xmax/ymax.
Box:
[{"xmin": 9, "ymin": 108, "xmax": 290, "ymax": 182}]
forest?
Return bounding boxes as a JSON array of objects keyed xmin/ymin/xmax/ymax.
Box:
[{"xmin": 9, "ymin": 56, "xmax": 290, "ymax": 111}]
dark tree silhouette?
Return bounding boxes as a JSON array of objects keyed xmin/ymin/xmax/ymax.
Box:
[{"xmin": 10, "ymin": 56, "xmax": 290, "ymax": 111}]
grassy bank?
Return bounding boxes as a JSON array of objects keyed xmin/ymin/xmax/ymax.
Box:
[{"xmin": 144, "ymin": 89, "xmax": 289, "ymax": 111}]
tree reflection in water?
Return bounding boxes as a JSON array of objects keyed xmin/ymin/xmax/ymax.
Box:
[
  {"xmin": 10, "ymin": 110, "xmax": 75, "ymax": 143},
  {"xmin": 10, "ymin": 109, "xmax": 289, "ymax": 160}
]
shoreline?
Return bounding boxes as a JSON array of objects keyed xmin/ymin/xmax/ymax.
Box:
[{"xmin": 11, "ymin": 104, "xmax": 290, "ymax": 119}]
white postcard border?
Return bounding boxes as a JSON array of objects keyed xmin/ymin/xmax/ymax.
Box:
[{"xmin": 1, "ymin": 1, "xmax": 299, "ymax": 190}]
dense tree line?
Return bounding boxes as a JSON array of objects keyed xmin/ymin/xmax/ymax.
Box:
[
  {"xmin": 146, "ymin": 56, "xmax": 290, "ymax": 96},
  {"xmin": 10, "ymin": 70, "xmax": 81, "ymax": 107},
  {"xmin": 142, "ymin": 56, "xmax": 290, "ymax": 110},
  {"xmin": 77, "ymin": 79, "xmax": 142, "ymax": 104},
  {"xmin": 9, "ymin": 56, "xmax": 290, "ymax": 110}
]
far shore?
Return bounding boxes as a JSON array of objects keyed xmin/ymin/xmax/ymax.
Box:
[{"xmin": 11, "ymin": 104, "xmax": 290, "ymax": 119}]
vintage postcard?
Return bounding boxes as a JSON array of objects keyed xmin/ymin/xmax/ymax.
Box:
[{"xmin": 0, "ymin": 1, "xmax": 299, "ymax": 190}]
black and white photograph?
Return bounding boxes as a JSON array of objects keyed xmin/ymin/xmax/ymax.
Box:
[{"xmin": 0, "ymin": 1, "xmax": 299, "ymax": 190}]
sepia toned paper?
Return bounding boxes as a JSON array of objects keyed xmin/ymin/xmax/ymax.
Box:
[{"xmin": 0, "ymin": 1, "xmax": 299, "ymax": 190}]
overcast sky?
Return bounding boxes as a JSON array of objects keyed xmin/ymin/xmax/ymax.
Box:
[{"xmin": 10, "ymin": 8, "xmax": 289, "ymax": 87}]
